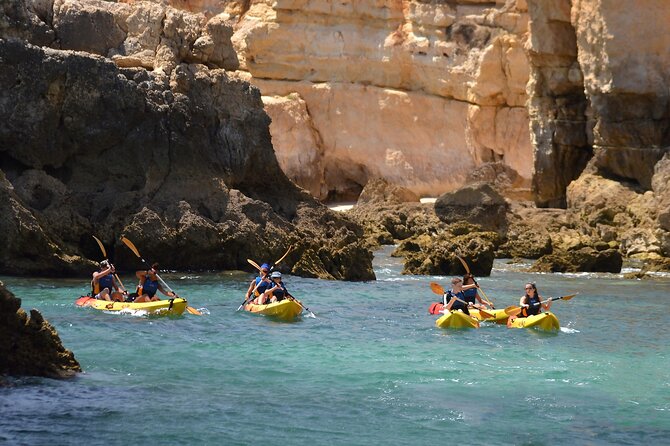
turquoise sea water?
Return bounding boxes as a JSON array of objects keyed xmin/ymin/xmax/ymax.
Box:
[{"xmin": 1, "ymin": 246, "xmax": 669, "ymax": 445}]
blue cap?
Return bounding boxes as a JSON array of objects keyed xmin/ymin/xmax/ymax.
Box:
[{"xmin": 260, "ymin": 263, "xmax": 270, "ymax": 271}]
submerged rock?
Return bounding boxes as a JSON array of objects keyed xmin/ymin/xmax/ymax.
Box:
[{"xmin": 0, "ymin": 282, "xmax": 81, "ymax": 380}]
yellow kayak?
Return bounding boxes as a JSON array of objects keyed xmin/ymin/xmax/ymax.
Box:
[
  {"xmin": 507, "ymin": 312, "xmax": 560, "ymax": 330},
  {"xmin": 244, "ymin": 299, "xmax": 302, "ymax": 321},
  {"xmin": 470, "ymin": 308, "xmax": 509, "ymax": 324},
  {"xmin": 75, "ymin": 296, "xmax": 187, "ymax": 315},
  {"xmin": 435, "ymin": 310, "xmax": 480, "ymax": 329}
]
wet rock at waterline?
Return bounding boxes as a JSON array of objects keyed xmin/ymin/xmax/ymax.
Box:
[{"xmin": 0, "ymin": 282, "xmax": 81, "ymax": 381}]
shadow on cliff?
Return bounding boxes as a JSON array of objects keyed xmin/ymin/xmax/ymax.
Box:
[{"xmin": 0, "ymin": 37, "xmax": 374, "ymax": 280}]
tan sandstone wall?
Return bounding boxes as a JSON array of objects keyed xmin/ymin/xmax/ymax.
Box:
[
  {"xmin": 36, "ymin": 0, "xmax": 669, "ymax": 211},
  {"xmin": 227, "ymin": 0, "xmax": 534, "ymax": 200}
]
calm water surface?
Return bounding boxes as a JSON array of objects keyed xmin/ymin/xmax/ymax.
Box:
[{"xmin": 1, "ymin": 247, "xmax": 669, "ymax": 445}]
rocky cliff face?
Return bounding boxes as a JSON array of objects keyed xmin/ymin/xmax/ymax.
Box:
[
  {"xmin": 0, "ymin": 0, "xmax": 374, "ymax": 280},
  {"xmin": 1, "ymin": 0, "xmax": 668, "ymax": 273},
  {"xmin": 227, "ymin": 0, "xmax": 534, "ymax": 200},
  {"xmin": 158, "ymin": 0, "xmax": 668, "ymax": 214},
  {"xmin": 220, "ymin": 0, "xmax": 669, "ymax": 260}
]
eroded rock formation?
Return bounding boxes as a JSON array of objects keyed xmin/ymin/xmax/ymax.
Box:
[
  {"xmin": 2, "ymin": 0, "xmax": 669, "ymax": 276},
  {"xmin": 0, "ymin": 0, "xmax": 374, "ymax": 280},
  {"xmin": 0, "ymin": 282, "xmax": 80, "ymax": 380},
  {"xmin": 230, "ymin": 0, "xmax": 534, "ymax": 200}
]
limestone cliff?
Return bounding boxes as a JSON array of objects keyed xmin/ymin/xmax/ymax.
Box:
[
  {"xmin": 231, "ymin": 0, "xmax": 534, "ymax": 200},
  {"xmin": 2, "ymin": 0, "xmax": 669, "ymax": 271},
  {"xmin": 125, "ymin": 0, "xmax": 667, "ymax": 213}
]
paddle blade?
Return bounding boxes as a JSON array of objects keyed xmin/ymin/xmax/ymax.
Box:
[
  {"xmin": 121, "ymin": 236, "xmax": 141, "ymax": 258},
  {"xmin": 478, "ymin": 309, "xmax": 494, "ymax": 319},
  {"xmin": 92, "ymin": 235, "xmax": 107, "ymax": 258},
  {"xmin": 186, "ymin": 306, "xmax": 202, "ymax": 315},
  {"xmin": 247, "ymin": 258, "xmax": 262, "ymax": 271},
  {"xmin": 274, "ymin": 245, "xmax": 293, "ymax": 266},
  {"xmin": 560, "ymin": 293, "xmax": 579, "ymax": 301},
  {"xmin": 429, "ymin": 282, "xmax": 445, "ymax": 295},
  {"xmin": 504, "ymin": 306, "xmax": 522, "ymax": 316},
  {"xmin": 456, "ymin": 255, "xmax": 471, "ymax": 274}
]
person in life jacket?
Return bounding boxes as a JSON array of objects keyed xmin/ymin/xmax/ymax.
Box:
[
  {"xmin": 262, "ymin": 271, "xmax": 290, "ymax": 304},
  {"xmin": 443, "ymin": 277, "xmax": 478, "ymax": 315},
  {"xmin": 511, "ymin": 282, "xmax": 552, "ymax": 320},
  {"xmin": 133, "ymin": 263, "xmax": 176, "ymax": 303},
  {"xmin": 462, "ymin": 274, "xmax": 492, "ymax": 310},
  {"xmin": 246, "ymin": 263, "xmax": 271, "ymax": 304},
  {"xmin": 91, "ymin": 260, "xmax": 125, "ymax": 301}
]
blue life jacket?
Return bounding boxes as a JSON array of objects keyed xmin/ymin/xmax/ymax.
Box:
[
  {"xmin": 143, "ymin": 277, "xmax": 159, "ymax": 297},
  {"xmin": 522, "ymin": 294, "xmax": 542, "ymax": 317},
  {"xmin": 462, "ymin": 288, "xmax": 478, "ymax": 304},
  {"xmin": 273, "ymin": 282, "xmax": 286, "ymax": 301},
  {"xmin": 256, "ymin": 278, "xmax": 272, "ymax": 295},
  {"xmin": 445, "ymin": 290, "xmax": 469, "ymax": 314},
  {"xmin": 96, "ymin": 274, "xmax": 114, "ymax": 294}
]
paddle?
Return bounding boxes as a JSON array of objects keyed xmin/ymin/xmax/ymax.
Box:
[
  {"xmin": 237, "ymin": 272, "xmax": 270, "ymax": 311},
  {"xmin": 429, "ymin": 282, "xmax": 494, "ymax": 319},
  {"xmin": 456, "ymin": 255, "xmax": 495, "ymax": 309},
  {"xmin": 504, "ymin": 293, "xmax": 579, "ymax": 316},
  {"xmin": 237, "ymin": 259, "xmax": 268, "ymax": 311},
  {"xmin": 238, "ymin": 246, "xmax": 294, "ymax": 311},
  {"xmin": 281, "ymin": 286, "xmax": 316, "ymax": 318},
  {"xmin": 120, "ymin": 236, "xmax": 202, "ymax": 316},
  {"xmin": 92, "ymin": 235, "xmax": 127, "ymax": 294}
]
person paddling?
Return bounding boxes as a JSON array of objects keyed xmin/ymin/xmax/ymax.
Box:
[
  {"xmin": 245, "ymin": 263, "xmax": 272, "ymax": 305},
  {"xmin": 507, "ymin": 282, "xmax": 552, "ymax": 325},
  {"xmin": 264, "ymin": 271, "xmax": 289, "ymax": 304},
  {"xmin": 133, "ymin": 263, "xmax": 176, "ymax": 303},
  {"xmin": 91, "ymin": 261, "xmax": 125, "ymax": 302},
  {"xmin": 443, "ymin": 277, "xmax": 478, "ymax": 315},
  {"xmin": 462, "ymin": 274, "xmax": 491, "ymax": 310}
]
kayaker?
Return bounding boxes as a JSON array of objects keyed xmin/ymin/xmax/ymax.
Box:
[
  {"xmin": 245, "ymin": 263, "xmax": 272, "ymax": 304},
  {"xmin": 443, "ymin": 277, "xmax": 478, "ymax": 315},
  {"xmin": 462, "ymin": 274, "xmax": 490, "ymax": 309},
  {"xmin": 511, "ymin": 282, "xmax": 552, "ymax": 320},
  {"xmin": 264, "ymin": 271, "xmax": 289, "ymax": 304},
  {"xmin": 91, "ymin": 261, "xmax": 125, "ymax": 302},
  {"xmin": 133, "ymin": 263, "xmax": 176, "ymax": 303}
]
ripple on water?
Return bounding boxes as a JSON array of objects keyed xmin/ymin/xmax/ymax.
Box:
[{"xmin": 0, "ymin": 253, "xmax": 669, "ymax": 445}]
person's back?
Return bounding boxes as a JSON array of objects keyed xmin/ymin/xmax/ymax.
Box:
[
  {"xmin": 444, "ymin": 278, "xmax": 470, "ymax": 315},
  {"xmin": 462, "ymin": 287, "xmax": 478, "ymax": 305}
]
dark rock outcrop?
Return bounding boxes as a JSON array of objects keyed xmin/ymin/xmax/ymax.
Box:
[
  {"xmin": 0, "ymin": 282, "xmax": 81, "ymax": 380},
  {"xmin": 395, "ymin": 229, "xmax": 501, "ymax": 277},
  {"xmin": 530, "ymin": 248, "xmax": 623, "ymax": 273},
  {"xmin": 356, "ymin": 178, "xmax": 419, "ymax": 206},
  {"xmin": 434, "ymin": 183, "xmax": 509, "ymax": 232},
  {"xmin": 0, "ymin": 34, "xmax": 374, "ymax": 280}
]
